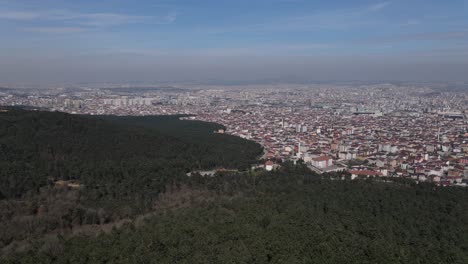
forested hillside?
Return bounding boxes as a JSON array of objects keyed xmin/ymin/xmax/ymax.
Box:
[
  {"xmin": 0, "ymin": 109, "xmax": 262, "ymax": 200},
  {"xmin": 0, "ymin": 109, "xmax": 262, "ymax": 251},
  {"xmin": 4, "ymin": 163, "xmax": 468, "ymax": 263},
  {"xmin": 96, "ymin": 114, "xmax": 260, "ymax": 170},
  {"xmin": 1, "ymin": 109, "xmax": 467, "ymax": 263}
]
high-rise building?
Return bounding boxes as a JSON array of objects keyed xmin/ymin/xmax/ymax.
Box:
[{"xmin": 296, "ymin": 124, "xmax": 302, "ymax": 133}]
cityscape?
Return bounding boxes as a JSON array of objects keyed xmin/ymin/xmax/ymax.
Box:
[
  {"xmin": 2, "ymin": 82, "xmax": 467, "ymax": 186},
  {"xmin": 1, "ymin": 0, "xmax": 468, "ymax": 262}
]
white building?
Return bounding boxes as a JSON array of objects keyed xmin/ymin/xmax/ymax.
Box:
[{"xmin": 311, "ymin": 156, "xmax": 333, "ymax": 169}]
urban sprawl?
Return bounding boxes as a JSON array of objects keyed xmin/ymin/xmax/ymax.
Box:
[{"xmin": 1, "ymin": 83, "xmax": 467, "ymax": 186}]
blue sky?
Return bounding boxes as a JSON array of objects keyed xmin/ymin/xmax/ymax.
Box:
[{"xmin": 1, "ymin": 0, "xmax": 467, "ymax": 84}]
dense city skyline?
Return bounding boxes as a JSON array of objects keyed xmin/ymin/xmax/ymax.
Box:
[
  {"xmin": 1, "ymin": 0, "xmax": 468, "ymax": 85},
  {"xmin": 1, "ymin": 82, "xmax": 466, "ymax": 186},
  {"xmin": 1, "ymin": 2, "xmax": 468, "ymax": 262}
]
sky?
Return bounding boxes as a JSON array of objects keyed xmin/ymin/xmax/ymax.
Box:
[{"xmin": 0, "ymin": 0, "xmax": 467, "ymax": 86}]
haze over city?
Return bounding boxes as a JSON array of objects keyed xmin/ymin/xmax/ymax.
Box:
[
  {"xmin": 1, "ymin": 1, "xmax": 468, "ymax": 263},
  {"xmin": 1, "ymin": 0, "xmax": 468, "ymax": 86}
]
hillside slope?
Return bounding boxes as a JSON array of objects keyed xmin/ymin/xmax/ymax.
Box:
[{"xmin": 0, "ymin": 109, "xmax": 261, "ymax": 200}]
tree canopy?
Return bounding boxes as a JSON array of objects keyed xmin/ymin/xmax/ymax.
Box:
[{"xmin": 1, "ymin": 109, "xmax": 467, "ymax": 263}]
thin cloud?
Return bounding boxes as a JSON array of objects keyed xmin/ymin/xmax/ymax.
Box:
[
  {"xmin": 368, "ymin": 2, "xmax": 390, "ymax": 12},
  {"xmin": 290, "ymin": 1, "xmax": 391, "ymax": 29},
  {"xmin": 162, "ymin": 13, "xmax": 177, "ymax": 24},
  {"xmin": 24, "ymin": 27, "xmax": 86, "ymax": 34},
  {"xmin": 401, "ymin": 19, "xmax": 421, "ymax": 26},
  {"xmin": 199, "ymin": 2, "xmax": 392, "ymax": 34},
  {"xmin": 407, "ymin": 31, "xmax": 468, "ymax": 41},
  {"xmin": 0, "ymin": 9, "xmax": 176, "ymax": 29},
  {"xmin": 104, "ymin": 43, "xmax": 336, "ymax": 57},
  {"xmin": 0, "ymin": 11, "xmax": 40, "ymax": 20},
  {"xmin": 366, "ymin": 30, "xmax": 468, "ymax": 43},
  {"xmin": 72, "ymin": 13, "xmax": 153, "ymax": 27}
]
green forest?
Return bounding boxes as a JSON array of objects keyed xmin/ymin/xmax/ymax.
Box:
[
  {"xmin": 0, "ymin": 109, "xmax": 262, "ymax": 199},
  {"xmin": 1, "ymin": 109, "xmax": 467, "ymax": 263}
]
